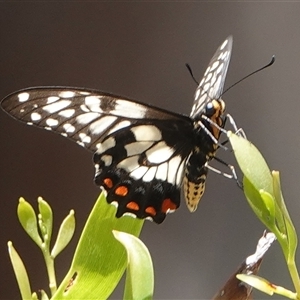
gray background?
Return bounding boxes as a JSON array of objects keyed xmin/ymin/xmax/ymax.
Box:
[{"xmin": 1, "ymin": 2, "xmax": 300, "ymax": 299}]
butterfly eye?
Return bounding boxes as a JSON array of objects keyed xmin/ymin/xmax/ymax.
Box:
[{"xmin": 204, "ymin": 102, "xmax": 216, "ymax": 117}]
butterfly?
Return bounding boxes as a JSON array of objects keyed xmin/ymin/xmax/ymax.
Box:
[{"xmin": 1, "ymin": 36, "xmax": 233, "ymax": 224}]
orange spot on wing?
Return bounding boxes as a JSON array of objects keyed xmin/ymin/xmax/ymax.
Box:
[
  {"xmin": 103, "ymin": 178, "xmax": 113, "ymax": 189},
  {"xmin": 162, "ymin": 198, "xmax": 177, "ymax": 213},
  {"xmin": 126, "ymin": 201, "xmax": 139, "ymax": 211},
  {"xmin": 145, "ymin": 206, "xmax": 156, "ymax": 216},
  {"xmin": 115, "ymin": 185, "xmax": 128, "ymax": 196}
]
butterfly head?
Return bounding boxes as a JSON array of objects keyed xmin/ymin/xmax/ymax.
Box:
[
  {"xmin": 207, "ymin": 98, "xmax": 226, "ymax": 141},
  {"xmin": 204, "ymin": 98, "xmax": 226, "ymax": 125}
]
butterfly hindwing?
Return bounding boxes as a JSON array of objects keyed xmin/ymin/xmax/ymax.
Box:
[{"xmin": 93, "ymin": 120, "xmax": 194, "ymax": 223}]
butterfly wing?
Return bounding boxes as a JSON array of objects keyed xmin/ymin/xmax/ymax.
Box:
[
  {"xmin": 1, "ymin": 87, "xmax": 194, "ymax": 223},
  {"xmin": 1, "ymin": 87, "xmax": 188, "ymax": 152},
  {"xmin": 184, "ymin": 37, "xmax": 233, "ymax": 212},
  {"xmin": 190, "ymin": 36, "xmax": 233, "ymax": 119}
]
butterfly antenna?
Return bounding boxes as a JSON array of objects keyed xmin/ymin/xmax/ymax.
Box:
[
  {"xmin": 185, "ymin": 63, "xmax": 199, "ymax": 85},
  {"xmin": 222, "ymin": 55, "xmax": 275, "ymax": 95}
]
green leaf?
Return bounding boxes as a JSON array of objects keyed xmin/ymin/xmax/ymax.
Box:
[
  {"xmin": 38, "ymin": 197, "xmax": 53, "ymax": 242},
  {"xmin": 51, "ymin": 210, "xmax": 75, "ymax": 258},
  {"xmin": 259, "ymin": 190, "xmax": 276, "ymax": 226},
  {"xmin": 272, "ymin": 171, "xmax": 298, "ymax": 260},
  {"xmin": 113, "ymin": 230, "xmax": 154, "ymax": 300},
  {"xmin": 7, "ymin": 241, "xmax": 32, "ymax": 300},
  {"xmin": 228, "ymin": 132, "xmax": 273, "ymax": 194},
  {"xmin": 236, "ymin": 274, "xmax": 275, "ymax": 296},
  {"xmin": 52, "ymin": 192, "xmax": 144, "ymax": 299},
  {"xmin": 237, "ymin": 274, "xmax": 297, "ymax": 299},
  {"xmin": 243, "ymin": 177, "xmax": 273, "ymax": 228},
  {"xmin": 17, "ymin": 198, "xmax": 42, "ymax": 247}
]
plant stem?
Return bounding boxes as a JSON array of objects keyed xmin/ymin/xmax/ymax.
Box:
[
  {"xmin": 288, "ymin": 259, "xmax": 300, "ymax": 299},
  {"xmin": 42, "ymin": 245, "xmax": 57, "ymax": 296}
]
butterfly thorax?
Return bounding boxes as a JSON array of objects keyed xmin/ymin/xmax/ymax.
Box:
[{"xmin": 184, "ymin": 98, "xmax": 226, "ymax": 212}]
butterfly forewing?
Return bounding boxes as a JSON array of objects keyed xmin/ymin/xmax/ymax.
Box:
[
  {"xmin": 184, "ymin": 36, "xmax": 233, "ymax": 212},
  {"xmin": 1, "ymin": 87, "xmax": 190, "ymax": 152},
  {"xmin": 190, "ymin": 36, "xmax": 232, "ymax": 119}
]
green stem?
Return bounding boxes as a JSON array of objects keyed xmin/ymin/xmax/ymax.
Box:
[
  {"xmin": 42, "ymin": 244, "xmax": 57, "ymax": 296},
  {"xmin": 288, "ymin": 259, "xmax": 300, "ymax": 299}
]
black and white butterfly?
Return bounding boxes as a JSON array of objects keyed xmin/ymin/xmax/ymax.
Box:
[{"xmin": 1, "ymin": 36, "xmax": 233, "ymax": 224}]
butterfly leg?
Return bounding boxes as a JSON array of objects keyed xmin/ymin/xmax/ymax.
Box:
[
  {"xmin": 198, "ymin": 120, "xmax": 229, "ymax": 151},
  {"xmin": 205, "ymin": 157, "xmax": 243, "ymax": 189},
  {"xmin": 226, "ymin": 113, "xmax": 246, "ymax": 138}
]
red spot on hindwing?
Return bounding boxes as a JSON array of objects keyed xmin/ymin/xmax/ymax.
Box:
[
  {"xmin": 161, "ymin": 198, "xmax": 178, "ymax": 213},
  {"xmin": 103, "ymin": 178, "xmax": 113, "ymax": 189},
  {"xmin": 145, "ymin": 206, "xmax": 156, "ymax": 216},
  {"xmin": 126, "ymin": 201, "xmax": 139, "ymax": 211},
  {"xmin": 115, "ymin": 185, "xmax": 128, "ymax": 196}
]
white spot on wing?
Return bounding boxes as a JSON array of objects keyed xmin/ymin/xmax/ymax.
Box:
[
  {"xmin": 204, "ymin": 66, "xmax": 210, "ymax": 76},
  {"xmin": 194, "ymin": 88, "xmax": 200, "ymax": 101},
  {"xmin": 89, "ymin": 116, "xmax": 117, "ymax": 135},
  {"xmin": 204, "ymin": 72, "xmax": 212, "ymax": 83},
  {"xmin": 125, "ymin": 141, "xmax": 153, "ymax": 156},
  {"xmin": 80, "ymin": 105, "xmax": 89, "ymax": 113},
  {"xmin": 156, "ymin": 162, "xmax": 168, "ymax": 181},
  {"xmin": 77, "ymin": 141, "xmax": 85, "ymax": 147},
  {"xmin": 79, "ymin": 132, "xmax": 91, "ymax": 144},
  {"xmin": 113, "ymin": 99, "xmax": 147, "ymax": 118},
  {"xmin": 97, "ymin": 137, "xmax": 116, "ymax": 154},
  {"xmin": 131, "ymin": 125, "xmax": 161, "ymax": 142},
  {"xmin": 46, "ymin": 118, "xmax": 59, "ymax": 127},
  {"xmin": 167, "ymin": 156, "xmax": 182, "ymax": 184},
  {"xmin": 130, "ymin": 166, "xmax": 148, "ymax": 180},
  {"xmin": 47, "ymin": 96, "xmax": 59, "ymax": 103},
  {"xmin": 210, "ymin": 61, "xmax": 219, "ymax": 72},
  {"xmin": 203, "ymin": 83, "xmax": 211, "ymax": 93},
  {"xmin": 176, "ymin": 158, "xmax": 186, "ymax": 186},
  {"xmin": 18, "ymin": 92, "xmax": 30, "ymax": 102},
  {"xmin": 111, "ymin": 201, "xmax": 118, "ymax": 208},
  {"xmin": 76, "ymin": 112, "xmax": 99, "ymax": 124},
  {"xmin": 107, "ymin": 120, "xmax": 131, "ymax": 135},
  {"xmin": 216, "ymin": 63, "xmax": 224, "ymax": 74},
  {"xmin": 59, "ymin": 91, "xmax": 75, "ymax": 98},
  {"xmin": 209, "ymin": 75, "xmax": 221, "ymax": 98},
  {"xmin": 43, "ymin": 100, "xmax": 71, "ymax": 113},
  {"xmin": 220, "ymin": 39, "xmax": 228, "ymax": 50},
  {"xmin": 101, "ymin": 155, "xmax": 112, "ymax": 166},
  {"xmin": 143, "ymin": 167, "xmax": 157, "ymax": 182},
  {"xmin": 123, "ymin": 212, "xmax": 137, "ymax": 218},
  {"xmin": 31, "ymin": 112, "xmax": 41, "ymax": 121},
  {"xmin": 85, "ymin": 96, "xmax": 103, "ymax": 112},
  {"xmin": 146, "ymin": 142, "xmax": 174, "ymax": 164},
  {"xmin": 58, "ymin": 109, "xmax": 75, "ymax": 118},
  {"xmin": 63, "ymin": 123, "xmax": 75, "ymax": 133},
  {"xmin": 117, "ymin": 155, "xmax": 139, "ymax": 172}
]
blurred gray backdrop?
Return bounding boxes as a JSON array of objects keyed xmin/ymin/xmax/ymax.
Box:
[{"xmin": 1, "ymin": 3, "xmax": 300, "ymax": 300}]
